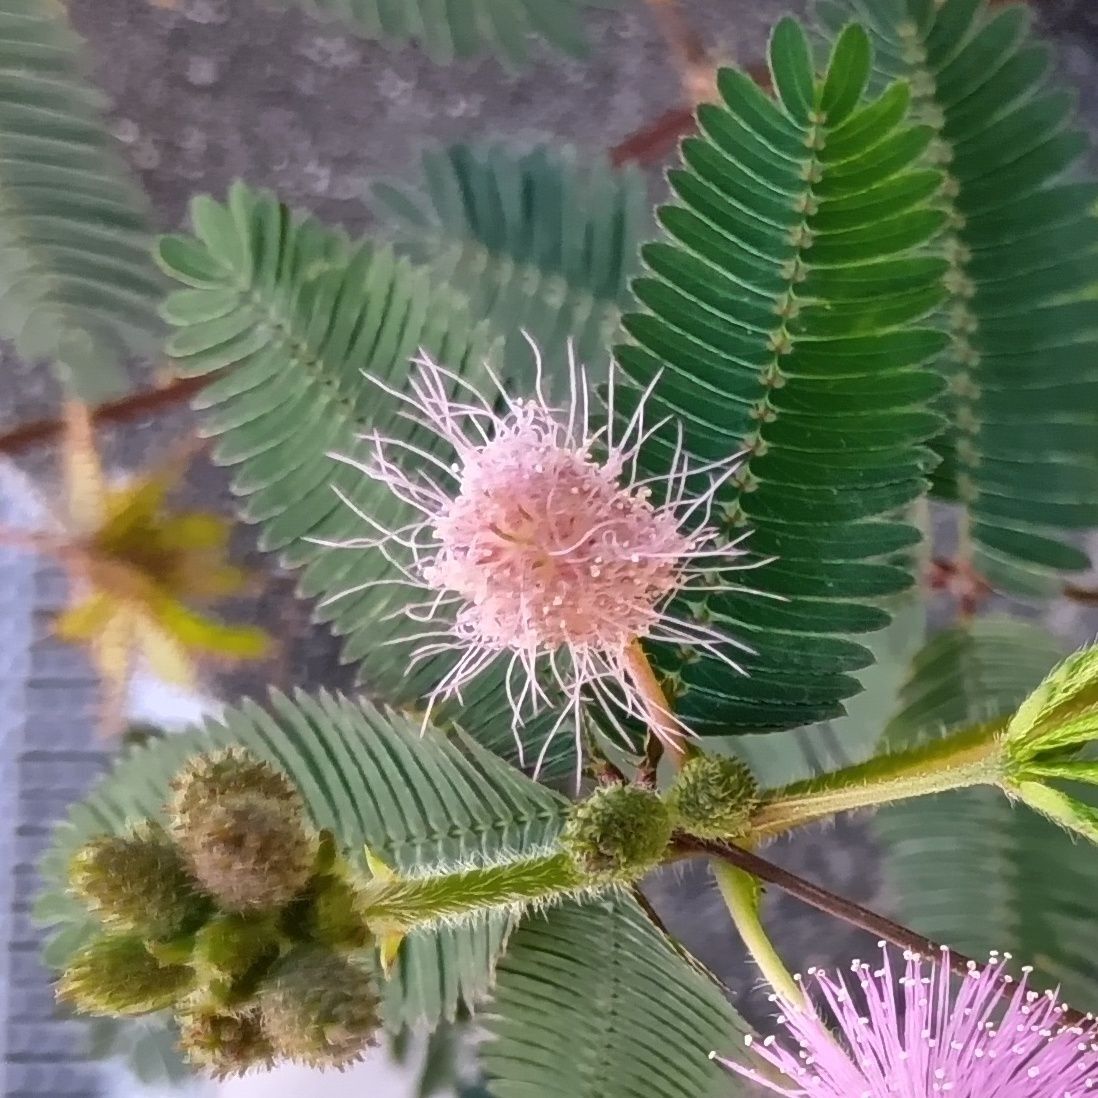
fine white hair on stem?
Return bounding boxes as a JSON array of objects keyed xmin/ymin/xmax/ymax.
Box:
[{"xmin": 324, "ymin": 341, "xmax": 769, "ymax": 775}]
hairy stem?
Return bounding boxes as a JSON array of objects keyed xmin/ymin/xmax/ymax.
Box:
[
  {"xmin": 712, "ymin": 861, "xmax": 802, "ymax": 1005},
  {"xmin": 359, "ymin": 851, "xmax": 585, "ymax": 932},
  {"xmin": 749, "ymin": 723, "xmax": 1003, "ymax": 841}
]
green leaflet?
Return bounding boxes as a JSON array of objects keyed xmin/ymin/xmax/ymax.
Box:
[
  {"xmin": 0, "ymin": 0, "xmax": 163, "ymax": 399},
  {"xmin": 617, "ymin": 19, "xmax": 947, "ymax": 734},
  {"xmin": 733, "ymin": 593, "xmax": 926, "ymax": 787},
  {"xmin": 818, "ymin": 0, "xmax": 1098, "ymax": 591},
  {"xmin": 375, "ymin": 143, "xmax": 649, "ymax": 395},
  {"xmin": 270, "ymin": 0, "xmax": 618, "ymax": 67},
  {"xmin": 482, "ymin": 894, "xmax": 753, "ymax": 1098},
  {"xmin": 875, "ymin": 618, "xmax": 1098, "ymax": 1006},
  {"xmin": 37, "ymin": 691, "xmax": 568, "ymax": 1029}
]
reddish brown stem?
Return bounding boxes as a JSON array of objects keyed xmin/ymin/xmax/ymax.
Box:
[
  {"xmin": 0, "ymin": 375, "xmax": 207, "ymax": 456},
  {"xmin": 682, "ymin": 836, "xmax": 1092, "ymax": 1028}
]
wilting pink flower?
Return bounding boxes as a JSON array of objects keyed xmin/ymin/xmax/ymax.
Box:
[
  {"xmin": 713, "ymin": 946, "xmax": 1098, "ymax": 1097},
  {"xmin": 323, "ymin": 341, "xmax": 765, "ymax": 775}
]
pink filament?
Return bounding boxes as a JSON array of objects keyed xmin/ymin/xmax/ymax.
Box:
[
  {"xmin": 714, "ymin": 947, "xmax": 1098, "ymax": 1098},
  {"xmin": 327, "ymin": 343, "xmax": 762, "ymax": 773}
]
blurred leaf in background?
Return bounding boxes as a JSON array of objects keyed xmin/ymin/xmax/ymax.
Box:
[{"xmin": 11, "ymin": 402, "xmax": 269, "ymax": 730}]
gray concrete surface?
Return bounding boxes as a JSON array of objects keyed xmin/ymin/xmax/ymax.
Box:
[{"xmin": 3, "ymin": 0, "xmax": 1098, "ymax": 1094}]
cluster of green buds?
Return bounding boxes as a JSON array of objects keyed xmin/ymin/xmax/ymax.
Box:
[
  {"xmin": 560, "ymin": 753, "xmax": 760, "ymax": 884},
  {"xmin": 58, "ymin": 743, "xmax": 763, "ymax": 1078},
  {"xmin": 59, "ymin": 749, "xmax": 380, "ymax": 1078}
]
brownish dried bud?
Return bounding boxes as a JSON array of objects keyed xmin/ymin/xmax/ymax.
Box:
[
  {"xmin": 169, "ymin": 749, "xmax": 303, "ymax": 824},
  {"xmin": 177, "ymin": 1008, "xmax": 275, "ymax": 1079},
  {"xmin": 259, "ymin": 948, "xmax": 380, "ymax": 1070},
  {"xmin": 176, "ymin": 794, "xmax": 315, "ymax": 913}
]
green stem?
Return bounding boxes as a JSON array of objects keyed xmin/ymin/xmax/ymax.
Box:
[
  {"xmin": 750, "ymin": 722, "xmax": 1003, "ymax": 841},
  {"xmin": 360, "ymin": 851, "xmax": 586, "ymax": 932},
  {"xmin": 712, "ymin": 860, "xmax": 802, "ymax": 1005}
]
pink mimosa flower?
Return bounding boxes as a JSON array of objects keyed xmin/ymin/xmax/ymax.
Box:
[
  {"xmin": 322, "ymin": 341, "xmax": 767, "ymax": 777},
  {"xmin": 713, "ymin": 947, "xmax": 1098, "ymax": 1097}
]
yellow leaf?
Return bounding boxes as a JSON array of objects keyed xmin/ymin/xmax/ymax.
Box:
[
  {"xmin": 155, "ymin": 597, "xmax": 271, "ymax": 659},
  {"xmin": 132, "ymin": 615, "xmax": 196, "ymax": 686},
  {"xmin": 158, "ymin": 512, "xmax": 231, "ymax": 552},
  {"xmin": 61, "ymin": 402, "xmax": 108, "ymax": 537},
  {"xmin": 86, "ymin": 606, "xmax": 136, "ymax": 695},
  {"xmin": 98, "ymin": 475, "xmax": 172, "ymax": 547},
  {"xmin": 54, "ymin": 594, "xmax": 114, "ymax": 641},
  {"xmin": 174, "ymin": 562, "xmax": 250, "ymax": 599},
  {"xmin": 365, "ymin": 848, "xmax": 397, "ymax": 882}
]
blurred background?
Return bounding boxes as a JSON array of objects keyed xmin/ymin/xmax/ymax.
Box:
[{"xmin": 2, "ymin": 0, "xmax": 1098, "ymax": 1095}]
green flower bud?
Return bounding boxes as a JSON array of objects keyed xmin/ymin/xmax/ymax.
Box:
[
  {"xmin": 177, "ymin": 1008, "xmax": 275, "ymax": 1079},
  {"xmin": 176, "ymin": 794, "xmax": 316, "ymax": 913},
  {"xmin": 57, "ymin": 935, "xmax": 193, "ymax": 1016},
  {"xmin": 194, "ymin": 912, "xmax": 281, "ymax": 1005},
  {"xmin": 561, "ymin": 784, "xmax": 673, "ymax": 883},
  {"xmin": 291, "ymin": 871, "xmax": 370, "ymax": 951},
  {"xmin": 667, "ymin": 755, "xmax": 759, "ymax": 839},
  {"xmin": 68, "ymin": 824, "xmax": 208, "ymax": 939},
  {"xmin": 259, "ymin": 948, "xmax": 381, "ymax": 1070}
]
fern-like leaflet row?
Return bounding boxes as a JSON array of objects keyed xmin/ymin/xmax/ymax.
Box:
[
  {"xmin": 617, "ymin": 20, "xmax": 948, "ymax": 734},
  {"xmin": 819, "ymin": 0, "xmax": 1098, "ymax": 592}
]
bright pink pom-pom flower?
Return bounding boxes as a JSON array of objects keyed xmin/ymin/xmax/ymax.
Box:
[
  {"xmin": 323, "ymin": 342, "xmax": 765, "ymax": 776},
  {"xmin": 713, "ymin": 947, "xmax": 1098, "ymax": 1097}
]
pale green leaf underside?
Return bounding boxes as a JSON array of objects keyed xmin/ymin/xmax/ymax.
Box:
[
  {"xmin": 818, "ymin": 0, "xmax": 1098, "ymax": 589},
  {"xmin": 271, "ymin": 0, "xmax": 618, "ymax": 67},
  {"xmin": 38, "ymin": 690, "xmax": 568, "ymax": 1028},
  {"xmin": 483, "ymin": 894, "xmax": 752, "ymax": 1098},
  {"xmin": 875, "ymin": 617, "xmax": 1098, "ymax": 1006},
  {"xmin": 375, "ymin": 142, "xmax": 649, "ymax": 392},
  {"xmin": 618, "ymin": 19, "xmax": 947, "ymax": 734},
  {"xmin": 158, "ymin": 186, "xmax": 514, "ymax": 725},
  {"xmin": 0, "ymin": 0, "xmax": 163, "ymax": 399}
]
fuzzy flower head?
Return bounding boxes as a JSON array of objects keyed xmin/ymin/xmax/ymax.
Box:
[
  {"xmin": 326, "ymin": 342, "xmax": 764, "ymax": 773},
  {"xmin": 713, "ymin": 946, "xmax": 1098, "ymax": 1098}
]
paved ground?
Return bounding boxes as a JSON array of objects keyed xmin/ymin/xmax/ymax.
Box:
[{"xmin": 3, "ymin": 0, "xmax": 1098, "ymax": 1094}]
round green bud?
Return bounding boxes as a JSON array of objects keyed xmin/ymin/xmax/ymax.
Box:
[
  {"xmin": 194, "ymin": 912, "xmax": 281, "ymax": 1005},
  {"xmin": 68, "ymin": 824, "xmax": 208, "ymax": 939},
  {"xmin": 177, "ymin": 1008, "xmax": 275, "ymax": 1079},
  {"xmin": 57, "ymin": 934, "xmax": 193, "ymax": 1017},
  {"xmin": 259, "ymin": 948, "xmax": 380, "ymax": 1070},
  {"xmin": 561, "ymin": 784, "xmax": 673, "ymax": 883},
  {"xmin": 666, "ymin": 754, "xmax": 759, "ymax": 840},
  {"xmin": 292, "ymin": 871, "xmax": 370, "ymax": 951},
  {"xmin": 176, "ymin": 794, "xmax": 316, "ymax": 913}
]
